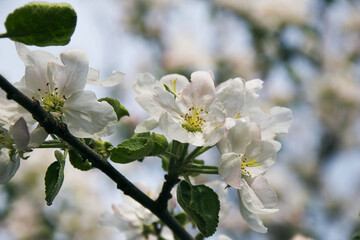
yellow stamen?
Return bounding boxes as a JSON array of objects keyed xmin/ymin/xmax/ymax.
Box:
[
  {"xmin": 240, "ymin": 154, "xmax": 260, "ymax": 178},
  {"xmin": 181, "ymin": 106, "xmax": 207, "ymax": 133}
]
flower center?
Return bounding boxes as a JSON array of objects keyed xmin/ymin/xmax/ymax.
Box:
[
  {"xmin": 181, "ymin": 107, "xmax": 207, "ymax": 133},
  {"xmin": 240, "ymin": 153, "xmax": 260, "ymax": 178},
  {"xmin": 39, "ymin": 88, "xmax": 66, "ymax": 114}
]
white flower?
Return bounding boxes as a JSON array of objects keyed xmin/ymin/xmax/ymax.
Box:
[
  {"xmin": 15, "ymin": 42, "xmax": 118, "ymax": 138},
  {"xmin": 215, "ymin": 77, "xmax": 292, "ymax": 150},
  {"xmin": 218, "ymin": 118, "xmax": 277, "ymax": 189},
  {"xmin": 0, "ymin": 118, "xmax": 30, "ymax": 184},
  {"xmin": 238, "ymin": 176, "xmax": 278, "ymax": 233},
  {"xmin": 0, "ymin": 148, "xmax": 20, "ymax": 184},
  {"xmin": 155, "ymin": 71, "xmax": 226, "ymax": 146},
  {"xmin": 133, "ymin": 72, "xmax": 189, "ymax": 133},
  {"xmin": 101, "ymin": 196, "xmax": 160, "ymax": 240}
]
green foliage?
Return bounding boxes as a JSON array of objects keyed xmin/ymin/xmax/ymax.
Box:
[
  {"xmin": 91, "ymin": 139, "xmax": 112, "ymax": 159},
  {"xmin": 68, "ymin": 149, "xmax": 92, "ymax": 171},
  {"xmin": 110, "ymin": 132, "xmax": 168, "ymax": 164},
  {"xmin": 44, "ymin": 150, "xmax": 65, "ymax": 206},
  {"xmin": 177, "ymin": 181, "xmax": 220, "ymax": 237},
  {"xmin": 3, "ymin": 2, "xmax": 77, "ymax": 46},
  {"xmin": 99, "ymin": 97, "xmax": 129, "ymax": 121},
  {"xmin": 352, "ymin": 231, "xmax": 360, "ymax": 240}
]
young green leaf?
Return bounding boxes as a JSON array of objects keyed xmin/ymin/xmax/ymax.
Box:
[
  {"xmin": 3, "ymin": 2, "xmax": 77, "ymax": 46},
  {"xmin": 352, "ymin": 231, "xmax": 360, "ymax": 240},
  {"xmin": 99, "ymin": 97, "xmax": 129, "ymax": 121},
  {"xmin": 110, "ymin": 132, "xmax": 168, "ymax": 164},
  {"xmin": 177, "ymin": 181, "xmax": 220, "ymax": 237},
  {"xmin": 45, "ymin": 150, "xmax": 65, "ymax": 206},
  {"xmin": 150, "ymin": 133, "xmax": 168, "ymax": 156},
  {"xmin": 110, "ymin": 137, "xmax": 154, "ymax": 164},
  {"xmin": 69, "ymin": 149, "xmax": 92, "ymax": 171}
]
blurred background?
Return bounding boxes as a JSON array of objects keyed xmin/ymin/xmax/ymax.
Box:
[{"xmin": 1, "ymin": 0, "xmax": 360, "ymax": 239}]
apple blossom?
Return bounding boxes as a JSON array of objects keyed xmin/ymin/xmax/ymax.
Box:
[
  {"xmin": 14, "ymin": 42, "xmax": 118, "ymax": 138},
  {"xmin": 217, "ymin": 118, "xmax": 277, "ymax": 189},
  {"xmin": 215, "ymin": 77, "xmax": 292, "ymax": 150},
  {"xmin": 155, "ymin": 71, "xmax": 226, "ymax": 146},
  {"xmin": 133, "ymin": 72, "xmax": 189, "ymax": 133},
  {"xmin": 0, "ymin": 118, "xmax": 30, "ymax": 184}
]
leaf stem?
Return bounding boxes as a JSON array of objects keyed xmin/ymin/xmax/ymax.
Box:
[
  {"xmin": 182, "ymin": 168, "xmax": 219, "ymax": 175},
  {"xmin": 190, "ymin": 164, "xmax": 218, "ymax": 170}
]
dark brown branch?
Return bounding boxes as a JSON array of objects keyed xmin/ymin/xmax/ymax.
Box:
[{"xmin": 0, "ymin": 74, "xmax": 193, "ymax": 240}]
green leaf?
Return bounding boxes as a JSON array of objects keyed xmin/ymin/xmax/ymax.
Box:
[
  {"xmin": 99, "ymin": 97, "xmax": 129, "ymax": 121},
  {"xmin": 110, "ymin": 137, "xmax": 153, "ymax": 164},
  {"xmin": 45, "ymin": 150, "xmax": 65, "ymax": 206},
  {"xmin": 352, "ymin": 231, "xmax": 360, "ymax": 240},
  {"xmin": 177, "ymin": 181, "xmax": 220, "ymax": 237},
  {"xmin": 69, "ymin": 149, "xmax": 92, "ymax": 171},
  {"xmin": 4, "ymin": 2, "xmax": 77, "ymax": 46},
  {"xmin": 110, "ymin": 132, "xmax": 168, "ymax": 164},
  {"xmin": 150, "ymin": 133, "xmax": 168, "ymax": 156}
]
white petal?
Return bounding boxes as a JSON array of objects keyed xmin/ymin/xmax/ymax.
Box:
[
  {"xmin": 135, "ymin": 92, "xmax": 163, "ymax": 118},
  {"xmin": 133, "ymin": 73, "xmax": 157, "ymax": 94},
  {"xmin": 239, "ymin": 178, "xmax": 278, "ymax": 215},
  {"xmin": 86, "ymin": 68, "xmax": 99, "ymax": 83},
  {"xmin": 250, "ymin": 122, "xmax": 262, "ymax": 140},
  {"xmin": 215, "ymin": 78, "xmax": 246, "ymax": 118},
  {"xmin": 245, "ymin": 79, "xmax": 263, "ymax": 93},
  {"xmin": 0, "ymin": 149, "xmax": 20, "ymax": 184},
  {"xmin": 249, "ymin": 176, "xmax": 278, "ymax": 208},
  {"xmin": 238, "ymin": 190, "xmax": 268, "ymax": 233},
  {"xmin": 219, "ymin": 153, "xmax": 242, "ymax": 189},
  {"xmin": 15, "ymin": 42, "xmax": 57, "ymax": 93},
  {"xmin": 217, "ymin": 118, "xmax": 251, "ymax": 155},
  {"xmin": 159, "ymin": 73, "xmax": 189, "ymax": 94},
  {"xmin": 134, "ymin": 118, "xmax": 159, "ymax": 133},
  {"xmin": 28, "ymin": 126, "xmax": 49, "ymax": 148},
  {"xmin": 245, "ymin": 139, "xmax": 277, "ymax": 177},
  {"xmin": 62, "ymin": 91, "xmax": 117, "ymax": 138},
  {"xmin": 227, "ymin": 118, "xmax": 252, "ymax": 154},
  {"xmin": 218, "ymin": 235, "xmax": 232, "ymax": 240},
  {"xmin": 54, "ymin": 49, "xmax": 89, "ymax": 97},
  {"xmin": 182, "ymin": 71, "xmax": 215, "ymax": 108},
  {"xmin": 87, "ymin": 69, "xmax": 125, "ymax": 87},
  {"xmin": 11, "ymin": 117, "xmax": 30, "ymax": 150},
  {"xmin": 154, "ymin": 85, "xmax": 185, "ymax": 114},
  {"xmin": 268, "ymin": 106, "xmax": 293, "ymax": 135},
  {"xmin": 15, "ymin": 42, "xmax": 30, "ymax": 63}
]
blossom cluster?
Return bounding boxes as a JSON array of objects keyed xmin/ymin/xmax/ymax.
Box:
[
  {"xmin": 134, "ymin": 71, "xmax": 292, "ymax": 232},
  {"xmin": 0, "ymin": 43, "xmax": 124, "ymax": 185}
]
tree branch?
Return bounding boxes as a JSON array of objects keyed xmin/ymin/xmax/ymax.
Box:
[{"xmin": 0, "ymin": 74, "xmax": 193, "ymax": 240}]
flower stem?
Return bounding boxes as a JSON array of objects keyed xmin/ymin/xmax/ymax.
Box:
[
  {"xmin": 190, "ymin": 164, "xmax": 218, "ymax": 170},
  {"xmin": 185, "ymin": 146, "xmax": 212, "ymax": 162}
]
